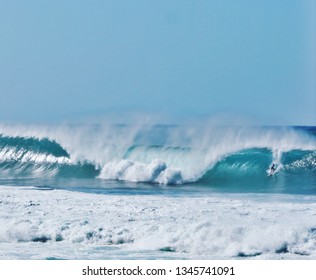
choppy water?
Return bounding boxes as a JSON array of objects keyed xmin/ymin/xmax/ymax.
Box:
[{"xmin": 0, "ymin": 124, "xmax": 315, "ymax": 259}]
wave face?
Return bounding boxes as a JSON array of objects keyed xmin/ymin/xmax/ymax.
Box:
[
  {"xmin": 0, "ymin": 124, "xmax": 315, "ymax": 191},
  {"xmin": 0, "ymin": 134, "xmax": 98, "ymax": 178}
]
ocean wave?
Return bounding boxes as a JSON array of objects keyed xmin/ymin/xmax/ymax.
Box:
[{"xmin": 0, "ymin": 125, "xmax": 315, "ymax": 184}]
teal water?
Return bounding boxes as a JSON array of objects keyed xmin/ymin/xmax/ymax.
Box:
[
  {"xmin": 1, "ymin": 124, "xmax": 316, "ymax": 260},
  {"xmin": 0, "ymin": 124, "xmax": 315, "ymax": 195}
]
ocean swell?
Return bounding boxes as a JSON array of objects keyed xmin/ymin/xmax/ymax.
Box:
[{"xmin": 0, "ymin": 125, "xmax": 315, "ymax": 185}]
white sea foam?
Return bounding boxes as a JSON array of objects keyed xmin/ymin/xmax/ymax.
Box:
[
  {"xmin": 0, "ymin": 147, "xmax": 70, "ymax": 164},
  {"xmin": 0, "ymin": 123, "xmax": 315, "ymax": 183},
  {"xmin": 99, "ymin": 159, "xmax": 182, "ymax": 184},
  {"xmin": 0, "ymin": 186, "xmax": 316, "ymax": 259}
]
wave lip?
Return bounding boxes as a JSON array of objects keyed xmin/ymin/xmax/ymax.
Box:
[
  {"xmin": 0, "ymin": 135, "xmax": 100, "ymax": 178},
  {"xmin": 0, "ymin": 125, "xmax": 315, "ymax": 185}
]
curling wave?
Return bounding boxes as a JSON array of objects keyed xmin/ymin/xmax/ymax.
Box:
[{"xmin": 0, "ymin": 125, "xmax": 315, "ymax": 186}]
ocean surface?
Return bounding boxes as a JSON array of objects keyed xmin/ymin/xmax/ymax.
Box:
[{"xmin": 0, "ymin": 124, "xmax": 315, "ymax": 259}]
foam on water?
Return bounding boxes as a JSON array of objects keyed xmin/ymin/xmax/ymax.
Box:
[
  {"xmin": 0, "ymin": 124, "xmax": 315, "ymax": 186},
  {"xmin": 0, "ymin": 186, "xmax": 316, "ymax": 259},
  {"xmin": 1, "ymin": 124, "xmax": 315, "ymax": 259}
]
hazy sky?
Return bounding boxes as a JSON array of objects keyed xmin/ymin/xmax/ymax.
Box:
[{"xmin": 0, "ymin": 0, "xmax": 315, "ymax": 125}]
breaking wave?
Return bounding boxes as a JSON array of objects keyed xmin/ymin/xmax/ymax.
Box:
[{"xmin": 0, "ymin": 124, "xmax": 315, "ymax": 186}]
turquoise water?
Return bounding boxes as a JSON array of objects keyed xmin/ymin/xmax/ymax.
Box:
[
  {"xmin": 0, "ymin": 125, "xmax": 315, "ymax": 195},
  {"xmin": 0, "ymin": 124, "xmax": 316, "ymax": 259}
]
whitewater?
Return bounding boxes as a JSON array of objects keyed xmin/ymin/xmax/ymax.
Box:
[{"xmin": 0, "ymin": 123, "xmax": 315, "ymax": 259}]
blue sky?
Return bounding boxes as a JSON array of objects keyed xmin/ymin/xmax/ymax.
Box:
[{"xmin": 0, "ymin": 0, "xmax": 315, "ymax": 125}]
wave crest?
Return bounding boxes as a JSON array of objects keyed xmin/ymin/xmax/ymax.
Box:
[{"xmin": 0, "ymin": 125, "xmax": 315, "ymax": 184}]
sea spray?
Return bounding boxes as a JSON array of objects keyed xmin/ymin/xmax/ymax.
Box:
[{"xmin": 0, "ymin": 124, "xmax": 315, "ymax": 186}]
